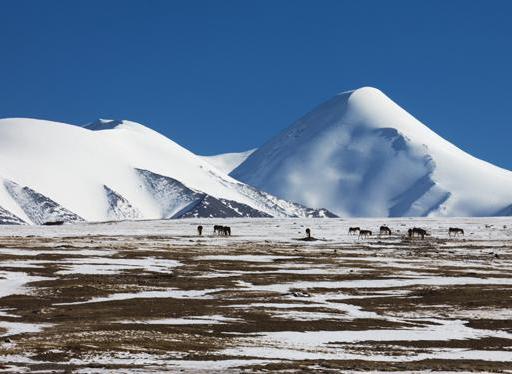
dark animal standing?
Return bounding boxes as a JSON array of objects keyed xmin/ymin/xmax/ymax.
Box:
[
  {"xmin": 214, "ymin": 225, "xmax": 231, "ymax": 236},
  {"xmin": 448, "ymin": 227, "xmax": 464, "ymax": 237},
  {"xmin": 408, "ymin": 227, "xmax": 427, "ymax": 239},
  {"xmin": 197, "ymin": 225, "xmax": 203, "ymax": 236},
  {"xmin": 379, "ymin": 226, "xmax": 391, "ymax": 236},
  {"xmin": 43, "ymin": 221, "xmax": 64, "ymax": 226},
  {"xmin": 359, "ymin": 229, "xmax": 372, "ymax": 238},
  {"xmin": 305, "ymin": 228, "xmax": 311, "ymax": 238},
  {"xmin": 348, "ymin": 227, "xmax": 360, "ymax": 235}
]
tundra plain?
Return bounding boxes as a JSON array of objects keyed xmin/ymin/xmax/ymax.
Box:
[{"xmin": 0, "ymin": 217, "xmax": 510, "ymax": 372}]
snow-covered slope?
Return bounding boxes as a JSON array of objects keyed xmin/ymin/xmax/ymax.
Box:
[
  {"xmin": 0, "ymin": 118, "xmax": 333, "ymax": 224},
  {"xmin": 0, "ymin": 206, "xmax": 26, "ymax": 225},
  {"xmin": 201, "ymin": 149, "xmax": 256, "ymax": 174},
  {"xmin": 232, "ymin": 87, "xmax": 512, "ymax": 217},
  {"xmin": 4, "ymin": 179, "xmax": 84, "ymax": 224}
]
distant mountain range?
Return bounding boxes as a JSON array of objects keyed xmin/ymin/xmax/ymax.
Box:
[{"xmin": 0, "ymin": 86, "xmax": 510, "ymax": 225}]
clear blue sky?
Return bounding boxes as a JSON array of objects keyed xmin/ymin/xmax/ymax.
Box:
[{"xmin": 1, "ymin": 0, "xmax": 511, "ymax": 169}]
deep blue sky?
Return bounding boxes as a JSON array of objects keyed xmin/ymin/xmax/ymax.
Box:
[{"xmin": 1, "ymin": 1, "xmax": 511, "ymax": 169}]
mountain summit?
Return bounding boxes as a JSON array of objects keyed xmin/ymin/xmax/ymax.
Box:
[
  {"xmin": 0, "ymin": 118, "xmax": 334, "ymax": 224},
  {"xmin": 231, "ymin": 87, "xmax": 512, "ymax": 217}
]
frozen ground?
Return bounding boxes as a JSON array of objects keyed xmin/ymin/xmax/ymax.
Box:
[{"xmin": 0, "ymin": 217, "xmax": 510, "ymax": 372}]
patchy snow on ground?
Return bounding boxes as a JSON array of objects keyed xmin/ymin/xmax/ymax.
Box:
[
  {"xmin": 118, "ymin": 315, "xmax": 241, "ymax": 325},
  {"xmin": 56, "ymin": 287, "xmax": 224, "ymax": 306},
  {"xmin": 195, "ymin": 254, "xmax": 300, "ymax": 263},
  {"xmin": 0, "ymin": 271, "xmax": 51, "ymax": 298},
  {"xmin": 0, "ymin": 216, "xmax": 510, "ymax": 371},
  {"xmin": 56, "ymin": 257, "xmax": 181, "ymax": 275}
]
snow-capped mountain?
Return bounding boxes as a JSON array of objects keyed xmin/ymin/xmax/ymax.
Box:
[
  {"xmin": 0, "ymin": 118, "xmax": 334, "ymax": 224},
  {"xmin": 232, "ymin": 87, "xmax": 512, "ymax": 217}
]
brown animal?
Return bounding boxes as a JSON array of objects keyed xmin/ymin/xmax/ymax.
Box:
[
  {"xmin": 409, "ymin": 227, "xmax": 427, "ymax": 239},
  {"xmin": 197, "ymin": 225, "xmax": 203, "ymax": 236},
  {"xmin": 359, "ymin": 229, "xmax": 372, "ymax": 238},
  {"xmin": 348, "ymin": 227, "xmax": 360, "ymax": 235},
  {"xmin": 379, "ymin": 225, "xmax": 391, "ymax": 236},
  {"xmin": 213, "ymin": 225, "xmax": 223, "ymax": 235},
  {"xmin": 448, "ymin": 227, "xmax": 464, "ymax": 237},
  {"xmin": 222, "ymin": 226, "xmax": 231, "ymax": 236},
  {"xmin": 305, "ymin": 228, "xmax": 311, "ymax": 238}
]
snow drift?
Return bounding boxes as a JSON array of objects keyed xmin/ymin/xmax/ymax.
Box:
[
  {"xmin": 201, "ymin": 149, "xmax": 256, "ymax": 174},
  {"xmin": 0, "ymin": 118, "xmax": 333, "ymax": 224},
  {"xmin": 231, "ymin": 87, "xmax": 512, "ymax": 217}
]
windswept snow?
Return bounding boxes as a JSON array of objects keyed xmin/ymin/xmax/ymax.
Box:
[
  {"xmin": 201, "ymin": 149, "xmax": 256, "ymax": 174},
  {"xmin": 232, "ymin": 87, "xmax": 512, "ymax": 217}
]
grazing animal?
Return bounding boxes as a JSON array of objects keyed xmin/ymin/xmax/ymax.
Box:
[
  {"xmin": 348, "ymin": 227, "xmax": 360, "ymax": 235},
  {"xmin": 448, "ymin": 227, "xmax": 464, "ymax": 237},
  {"xmin": 213, "ymin": 225, "xmax": 223, "ymax": 235},
  {"xmin": 305, "ymin": 228, "xmax": 311, "ymax": 238},
  {"xmin": 359, "ymin": 229, "xmax": 372, "ymax": 238},
  {"xmin": 43, "ymin": 221, "xmax": 64, "ymax": 226},
  {"xmin": 222, "ymin": 226, "xmax": 231, "ymax": 236},
  {"xmin": 409, "ymin": 227, "xmax": 427, "ymax": 239},
  {"xmin": 197, "ymin": 225, "xmax": 203, "ymax": 236},
  {"xmin": 379, "ymin": 225, "xmax": 391, "ymax": 236}
]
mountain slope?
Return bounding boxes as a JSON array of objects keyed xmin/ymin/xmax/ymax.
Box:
[
  {"xmin": 0, "ymin": 118, "xmax": 333, "ymax": 223},
  {"xmin": 174, "ymin": 195, "xmax": 272, "ymax": 218},
  {"xmin": 201, "ymin": 149, "xmax": 256, "ymax": 174},
  {"xmin": 103, "ymin": 185, "xmax": 143, "ymax": 220},
  {"xmin": 232, "ymin": 87, "xmax": 512, "ymax": 217},
  {"xmin": 0, "ymin": 206, "xmax": 26, "ymax": 225},
  {"xmin": 4, "ymin": 180, "xmax": 83, "ymax": 224}
]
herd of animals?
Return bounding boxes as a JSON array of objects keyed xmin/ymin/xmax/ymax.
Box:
[
  {"xmin": 196, "ymin": 224, "xmax": 465, "ymax": 239},
  {"xmin": 348, "ymin": 225, "xmax": 464, "ymax": 239},
  {"xmin": 197, "ymin": 225, "xmax": 232, "ymax": 236}
]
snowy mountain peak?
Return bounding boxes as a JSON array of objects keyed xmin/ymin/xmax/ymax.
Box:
[
  {"xmin": 0, "ymin": 117, "xmax": 335, "ymax": 224},
  {"xmin": 232, "ymin": 87, "xmax": 512, "ymax": 217}
]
